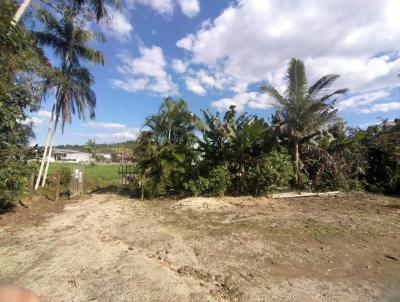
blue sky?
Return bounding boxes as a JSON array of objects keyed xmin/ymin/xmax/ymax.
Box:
[{"xmin": 29, "ymin": 0, "xmax": 400, "ymax": 145}]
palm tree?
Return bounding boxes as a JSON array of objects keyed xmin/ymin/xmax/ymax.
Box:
[
  {"xmin": 39, "ymin": 65, "xmax": 97, "ymax": 187},
  {"xmin": 261, "ymin": 58, "xmax": 348, "ymax": 188},
  {"xmin": 136, "ymin": 98, "xmax": 200, "ymax": 198},
  {"xmin": 33, "ymin": 10, "xmax": 104, "ymax": 189},
  {"xmin": 74, "ymin": 0, "xmax": 120, "ymax": 21},
  {"xmin": 12, "ymin": 0, "xmax": 32, "ymax": 24},
  {"xmin": 12, "ymin": 0, "xmax": 120, "ymax": 24},
  {"xmin": 34, "ymin": 9, "xmax": 105, "ymax": 70},
  {"xmin": 146, "ymin": 98, "xmax": 199, "ymax": 146},
  {"xmin": 85, "ymin": 139, "xmax": 97, "ymax": 161}
]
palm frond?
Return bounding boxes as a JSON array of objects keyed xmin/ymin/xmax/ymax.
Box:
[
  {"xmin": 320, "ymin": 88, "xmax": 349, "ymax": 103},
  {"xmin": 308, "ymin": 74, "xmax": 340, "ymax": 97},
  {"xmin": 36, "ymin": 9, "xmax": 62, "ymax": 34},
  {"xmin": 287, "ymin": 58, "xmax": 308, "ymax": 101},
  {"xmin": 260, "ymin": 84, "xmax": 286, "ymax": 107}
]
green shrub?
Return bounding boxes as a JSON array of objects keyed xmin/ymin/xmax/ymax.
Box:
[
  {"xmin": 59, "ymin": 167, "xmax": 71, "ymax": 185},
  {"xmin": 247, "ymin": 151, "xmax": 294, "ymax": 195},
  {"xmin": 185, "ymin": 164, "xmax": 231, "ymax": 197},
  {"xmin": 207, "ymin": 165, "xmax": 231, "ymax": 196},
  {"xmin": 0, "ymin": 164, "xmax": 28, "ymax": 211},
  {"xmin": 184, "ymin": 178, "xmax": 208, "ymax": 197}
]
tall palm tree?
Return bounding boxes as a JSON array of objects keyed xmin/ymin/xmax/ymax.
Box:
[
  {"xmin": 39, "ymin": 65, "xmax": 97, "ymax": 187},
  {"xmin": 12, "ymin": 0, "xmax": 32, "ymax": 24},
  {"xmin": 33, "ymin": 10, "xmax": 104, "ymax": 189},
  {"xmin": 261, "ymin": 58, "xmax": 348, "ymax": 188},
  {"xmin": 34, "ymin": 9, "xmax": 105, "ymax": 70},
  {"xmin": 74, "ymin": 0, "xmax": 120, "ymax": 21},
  {"xmin": 12, "ymin": 0, "xmax": 120, "ymax": 24}
]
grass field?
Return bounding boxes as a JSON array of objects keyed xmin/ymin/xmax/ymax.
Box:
[{"xmin": 47, "ymin": 162, "xmax": 120, "ymax": 191}]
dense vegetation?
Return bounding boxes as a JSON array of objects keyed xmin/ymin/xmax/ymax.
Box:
[
  {"xmin": 0, "ymin": 2, "xmax": 49, "ymax": 210},
  {"xmin": 130, "ymin": 61, "xmax": 399, "ymax": 199},
  {"xmin": 0, "ymin": 0, "xmax": 114, "ymax": 210}
]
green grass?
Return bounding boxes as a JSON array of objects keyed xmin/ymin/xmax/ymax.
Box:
[{"xmin": 48, "ymin": 162, "xmax": 119, "ymax": 191}]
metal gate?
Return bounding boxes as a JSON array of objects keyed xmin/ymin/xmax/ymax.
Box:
[
  {"xmin": 70, "ymin": 164, "xmax": 84, "ymax": 198},
  {"xmin": 118, "ymin": 164, "xmax": 134, "ymax": 191}
]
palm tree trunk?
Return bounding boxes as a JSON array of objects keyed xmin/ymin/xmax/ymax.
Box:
[
  {"xmin": 292, "ymin": 139, "xmax": 300, "ymax": 189},
  {"xmin": 12, "ymin": 0, "xmax": 32, "ymax": 24},
  {"xmin": 34, "ymin": 102, "xmax": 56, "ymax": 190},
  {"xmin": 41, "ymin": 117, "xmax": 58, "ymax": 187},
  {"xmin": 168, "ymin": 122, "xmax": 172, "ymax": 144}
]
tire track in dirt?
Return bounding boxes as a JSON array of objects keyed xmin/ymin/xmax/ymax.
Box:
[
  {"xmin": 1, "ymin": 193, "xmax": 399, "ymax": 301},
  {"xmin": 0, "ymin": 194, "xmax": 219, "ymax": 302}
]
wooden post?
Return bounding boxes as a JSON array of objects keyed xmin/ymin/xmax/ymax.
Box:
[
  {"xmin": 117, "ymin": 165, "xmax": 120, "ymax": 192},
  {"xmin": 29, "ymin": 173, "xmax": 34, "ymax": 202},
  {"xmin": 55, "ymin": 171, "xmax": 60, "ymax": 202}
]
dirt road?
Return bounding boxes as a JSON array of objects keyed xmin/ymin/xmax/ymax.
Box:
[{"xmin": 1, "ymin": 193, "xmax": 400, "ymax": 301}]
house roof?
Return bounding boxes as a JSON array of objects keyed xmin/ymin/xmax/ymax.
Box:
[{"xmin": 53, "ymin": 148, "xmax": 81, "ymax": 154}]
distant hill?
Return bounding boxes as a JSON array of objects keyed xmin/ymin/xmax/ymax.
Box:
[{"xmin": 56, "ymin": 140, "xmax": 136, "ymax": 154}]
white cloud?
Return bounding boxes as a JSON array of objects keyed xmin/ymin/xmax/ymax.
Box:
[
  {"xmin": 185, "ymin": 77, "xmax": 206, "ymax": 95},
  {"xmin": 111, "ymin": 78, "xmax": 149, "ymax": 93},
  {"xmin": 337, "ymin": 90, "xmax": 391, "ymax": 112},
  {"xmin": 305, "ymin": 55, "xmax": 400, "ymax": 92},
  {"xmin": 76, "ymin": 129, "xmax": 140, "ymax": 142},
  {"xmin": 24, "ymin": 116, "xmax": 45, "ymax": 126},
  {"xmin": 171, "ymin": 59, "xmax": 187, "ymax": 73},
  {"xmin": 127, "ymin": 0, "xmax": 174, "ymax": 16},
  {"xmin": 182, "ymin": 68, "xmax": 233, "ymax": 95},
  {"xmin": 36, "ymin": 110, "xmax": 52, "ymax": 118},
  {"xmin": 195, "ymin": 69, "xmax": 227, "ymax": 90},
  {"xmin": 85, "ymin": 122, "xmax": 127, "ymax": 129},
  {"xmin": 77, "ymin": 121, "xmax": 140, "ymax": 142},
  {"xmin": 112, "ymin": 46, "xmax": 177, "ymax": 95},
  {"xmin": 176, "ymin": 0, "xmax": 400, "ymax": 112},
  {"xmin": 176, "ymin": 34, "xmax": 194, "ymax": 50},
  {"xmin": 212, "ymin": 92, "xmax": 274, "ymax": 111},
  {"xmin": 92, "ymin": 129, "xmax": 140, "ymax": 141},
  {"xmin": 101, "ymin": 6, "xmax": 133, "ymax": 42},
  {"xmin": 24, "ymin": 110, "xmax": 52, "ymax": 127},
  {"xmin": 127, "ymin": 0, "xmax": 200, "ymax": 17},
  {"xmin": 361, "ymin": 102, "xmax": 400, "ymax": 114},
  {"xmin": 176, "ymin": 0, "xmax": 200, "ymax": 18}
]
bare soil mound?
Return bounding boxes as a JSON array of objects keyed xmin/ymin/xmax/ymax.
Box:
[{"xmin": 172, "ymin": 197, "xmax": 232, "ymax": 211}]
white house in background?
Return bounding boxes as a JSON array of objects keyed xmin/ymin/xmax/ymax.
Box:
[
  {"xmin": 52, "ymin": 148, "xmax": 92, "ymax": 163},
  {"xmin": 98, "ymin": 153, "xmax": 112, "ymax": 160}
]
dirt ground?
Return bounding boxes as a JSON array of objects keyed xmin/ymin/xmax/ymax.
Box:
[{"xmin": 1, "ymin": 193, "xmax": 400, "ymax": 302}]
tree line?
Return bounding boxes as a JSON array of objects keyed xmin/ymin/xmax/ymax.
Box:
[{"xmin": 132, "ymin": 60, "xmax": 399, "ymax": 198}]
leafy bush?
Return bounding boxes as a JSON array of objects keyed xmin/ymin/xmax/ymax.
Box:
[
  {"xmin": 47, "ymin": 166, "xmax": 70, "ymax": 185},
  {"xmin": 185, "ymin": 164, "xmax": 231, "ymax": 197},
  {"xmin": 247, "ymin": 151, "xmax": 294, "ymax": 195},
  {"xmin": 0, "ymin": 164, "xmax": 29, "ymax": 211},
  {"xmin": 59, "ymin": 167, "xmax": 71, "ymax": 185}
]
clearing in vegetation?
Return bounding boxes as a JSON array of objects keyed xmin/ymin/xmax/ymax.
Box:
[
  {"xmin": 47, "ymin": 162, "xmax": 119, "ymax": 190},
  {"xmin": 0, "ymin": 193, "xmax": 399, "ymax": 302}
]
